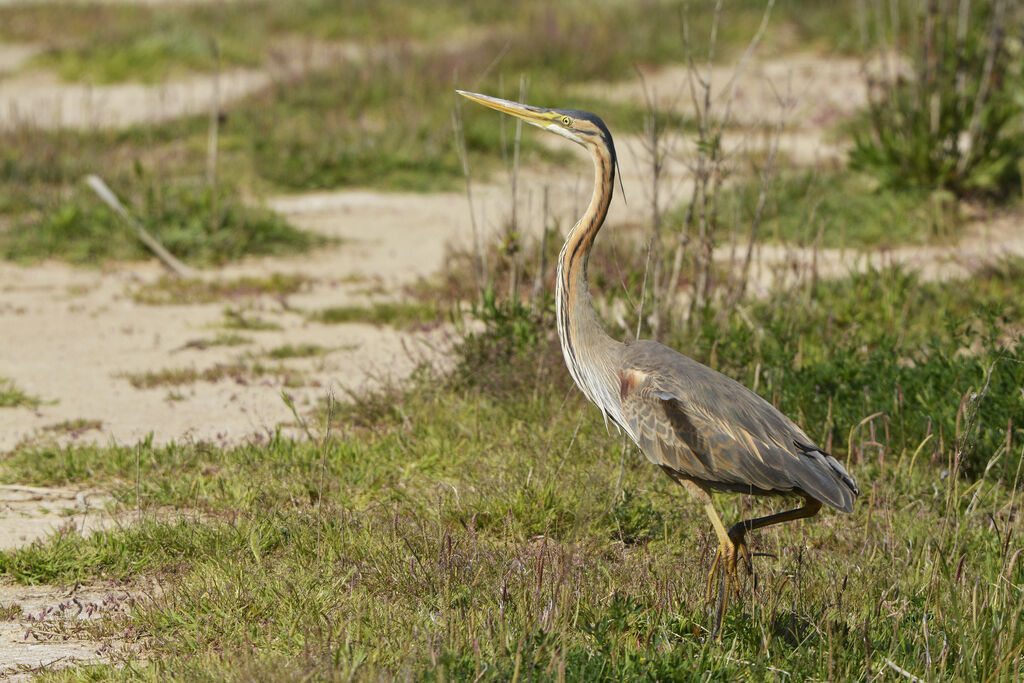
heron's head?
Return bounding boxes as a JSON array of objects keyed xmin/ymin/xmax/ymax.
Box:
[{"xmin": 456, "ymin": 90, "xmax": 617, "ymax": 168}]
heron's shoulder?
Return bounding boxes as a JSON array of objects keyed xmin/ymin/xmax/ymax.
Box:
[
  {"xmin": 618, "ymin": 339, "xmax": 795, "ymax": 433},
  {"xmin": 620, "ymin": 339, "xmax": 732, "ymax": 386}
]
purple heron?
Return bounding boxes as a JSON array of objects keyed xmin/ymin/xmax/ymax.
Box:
[{"xmin": 457, "ymin": 90, "xmax": 859, "ymax": 634}]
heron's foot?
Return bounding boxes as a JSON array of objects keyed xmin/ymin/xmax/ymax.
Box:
[{"xmin": 704, "ymin": 534, "xmax": 752, "ymax": 603}]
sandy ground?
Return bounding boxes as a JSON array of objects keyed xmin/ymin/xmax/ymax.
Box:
[
  {"xmin": 0, "ymin": 35, "xmax": 1022, "ymax": 676},
  {"xmin": 0, "ymin": 485, "xmax": 141, "ymax": 679},
  {"xmin": 0, "ymin": 578, "xmax": 148, "ymax": 681}
]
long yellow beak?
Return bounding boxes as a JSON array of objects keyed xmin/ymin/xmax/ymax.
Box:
[{"xmin": 456, "ymin": 89, "xmax": 557, "ymax": 129}]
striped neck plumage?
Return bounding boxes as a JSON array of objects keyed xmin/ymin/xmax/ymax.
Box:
[{"xmin": 555, "ymin": 141, "xmax": 624, "ymax": 423}]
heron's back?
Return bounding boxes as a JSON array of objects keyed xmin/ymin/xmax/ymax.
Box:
[{"xmin": 616, "ymin": 340, "xmax": 859, "ymax": 513}]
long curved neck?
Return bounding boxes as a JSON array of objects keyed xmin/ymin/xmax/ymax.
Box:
[{"xmin": 555, "ymin": 142, "xmax": 624, "ymax": 415}]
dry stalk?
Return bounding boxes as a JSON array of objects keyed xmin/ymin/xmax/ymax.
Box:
[
  {"xmin": 507, "ymin": 75, "xmax": 527, "ymax": 302},
  {"xmin": 679, "ymin": 0, "xmax": 775, "ymax": 322},
  {"xmin": 633, "ymin": 66, "xmax": 685, "ymax": 337},
  {"xmin": 726, "ymin": 72, "xmax": 793, "ymax": 308},
  {"xmin": 84, "ymin": 175, "xmax": 196, "ymax": 278},
  {"xmin": 451, "ymin": 94, "xmax": 486, "ymax": 295}
]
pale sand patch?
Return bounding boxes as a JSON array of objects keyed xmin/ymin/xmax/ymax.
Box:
[
  {"xmin": 0, "ymin": 43, "xmax": 40, "ymax": 74},
  {"xmin": 0, "ymin": 581, "xmax": 147, "ymax": 681},
  {"xmin": 0, "ymin": 485, "xmax": 114, "ymax": 551},
  {"xmin": 0, "ymin": 38, "xmax": 376, "ymax": 131},
  {"xmin": 0, "ymin": 257, "xmax": 450, "ymax": 452},
  {"xmin": 582, "ymin": 54, "xmax": 870, "ymax": 130},
  {"xmin": 0, "ymin": 486, "xmax": 146, "ymax": 679}
]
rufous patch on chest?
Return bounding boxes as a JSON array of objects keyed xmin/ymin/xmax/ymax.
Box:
[{"xmin": 619, "ymin": 369, "xmax": 646, "ymax": 401}]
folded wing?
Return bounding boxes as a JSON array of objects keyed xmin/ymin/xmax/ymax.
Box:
[{"xmin": 617, "ymin": 340, "xmax": 858, "ymax": 513}]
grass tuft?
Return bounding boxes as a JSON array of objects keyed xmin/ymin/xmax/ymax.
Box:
[
  {"xmin": 266, "ymin": 343, "xmax": 329, "ymax": 360},
  {"xmin": 0, "ymin": 182, "xmax": 325, "ymax": 266},
  {"xmin": 309, "ymin": 301, "xmax": 439, "ymax": 328},
  {"xmin": 132, "ymin": 273, "xmax": 310, "ymax": 305},
  {"xmin": 0, "ymin": 377, "xmax": 42, "ymax": 409}
]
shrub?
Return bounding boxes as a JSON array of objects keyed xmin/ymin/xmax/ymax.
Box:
[{"xmin": 850, "ymin": 0, "xmax": 1024, "ymax": 200}]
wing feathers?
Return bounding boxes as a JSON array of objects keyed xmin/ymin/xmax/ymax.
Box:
[{"xmin": 618, "ymin": 340, "xmax": 859, "ymax": 513}]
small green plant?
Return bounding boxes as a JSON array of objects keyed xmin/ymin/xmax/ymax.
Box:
[
  {"xmin": 0, "ymin": 182, "xmax": 324, "ymax": 266},
  {"xmin": 132, "ymin": 274, "xmax": 309, "ymax": 305},
  {"xmin": 179, "ymin": 333, "xmax": 253, "ymax": 350},
  {"xmin": 121, "ymin": 362, "xmax": 257, "ymax": 389},
  {"xmin": 266, "ymin": 343, "xmax": 328, "ymax": 359},
  {"xmin": 309, "ymin": 302, "xmax": 437, "ymax": 328},
  {"xmin": 851, "ymin": 1, "xmax": 1024, "ymax": 199},
  {"xmin": 41, "ymin": 419, "xmax": 102, "ymax": 436},
  {"xmin": 0, "ymin": 377, "xmax": 42, "ymax": 409}
]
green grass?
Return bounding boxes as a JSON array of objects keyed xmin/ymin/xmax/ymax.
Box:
[
  {"xmin": 709, "ymin": 168, "xmax": 958, "ymax": 248},
  {"xmin": 120, "ymin": 360, "xmax": 304, "ymax": 390},
  {"xmin": 266, "ymin": 343, "xmax": 329, "ymax": 360},
  {"xmin": 31, "ymin": 20, "xmax": 261, "ymax": 84},
  {"xmin": 309, "ymin": 301, "xmax": 440, "ymax": 328},
  {"xmin": 0, "ymin": 180, "xmax": 325, "ymax": 266},
  {"xmin": 41, "ymin": 419, "xmax": 102, "ymax": 436},
  {"xmin": 131, "ymin": 274, "xmax": 310, "ymax": 305},
  {"xmin": 0, "ymin": 377, "xmax": 42, "ymax": 409},
  {"xmin": 1, "ymin": 258, "xmax": 1022, "ymax": 679},
  {"xmin": 1, "ymin": 0, "xmax": 867, "ymax": 86},
  {"xmin": 178, "ymin": 332, "xmax": 253, "ymax": 351}
]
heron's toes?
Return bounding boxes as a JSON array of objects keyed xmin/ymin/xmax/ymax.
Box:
[{"xmin": 706, "ymin": 539, "xmax": 749, "ymax": 602}]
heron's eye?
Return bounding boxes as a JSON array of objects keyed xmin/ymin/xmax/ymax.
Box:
[{"xmin": 561, "ymin": 115, "xmax": 573, "ymax": 126}]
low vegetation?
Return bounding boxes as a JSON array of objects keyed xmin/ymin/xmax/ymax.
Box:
[
  {"xmin": 0, "ymin": 182, "xmax": 324, "ymax": 266},
  {"xmin": 0, "ymin": 0, "xmax": 865, "ymax": 84},
  {"xmin": 266, "ymin": 343, "xmax": 330, "ymax": 359},
  {"xmin": 2, "ymin": 258, "xmax": 1021, "ymax": 679},
  {"xmin": 851, "ymin": 0, "xmax": 1024, "ymax": 200},
  {"xmin": 309, "ymin": 301, "xmax": 440, "ymax": 328},
  {"xmin": 120, "ymin": 361, "xmax": 298, "ymax": 390},
  {"xmin": 178, "ymin": 332, "xmax": 253, "ymax": 351},
  {"xmin": 716, "ymin": 168, "xmax": 956, "ymax": 248},
  {"xmin": 131, "ymin": 273, "xmax": 310, "ymax": 305},
  {"xmin": 0, "ymin": 376, "xmax": 42, "ymax": 409}
]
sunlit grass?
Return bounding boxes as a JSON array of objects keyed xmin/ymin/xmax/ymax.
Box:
[
  {"xmin": 0, "ymin": 181, "xmax": 325, "ymax": 266},
  {"xmin": 2, "ymin": 259, "xmax": 1022, "ymax": 679},
  {"xmin": 131, "ymin": 274, "xmax": 311, "ymax": 305},
  {"xmin": 710, "ymin": 168, "xmax": 956, "ymax": 248},
  {"xmin": 309, "ymin": 301, "xmax": 440, "ymax": 328}
]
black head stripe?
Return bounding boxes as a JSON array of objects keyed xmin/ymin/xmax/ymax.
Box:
[
  {"xmin": 552, "ymin": 108, "xmax": 617, "ymax": 169},
  {"xmin": 554, "ymin": 108, "xmax": 622, "ymax": 202}
]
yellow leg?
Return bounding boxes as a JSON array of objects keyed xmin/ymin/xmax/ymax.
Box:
[
  {"xmin": 677, "ymin": 479, "xmax": 746, "ymax": 638},
  {"xmin": 673, "ymin": 476, "xmax": 824, "ymax": 639}
]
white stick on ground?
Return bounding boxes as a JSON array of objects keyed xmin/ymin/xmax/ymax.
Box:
[{"xmin": 84, "ymin": 174, "xmax": 196, "ymax": 278}]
